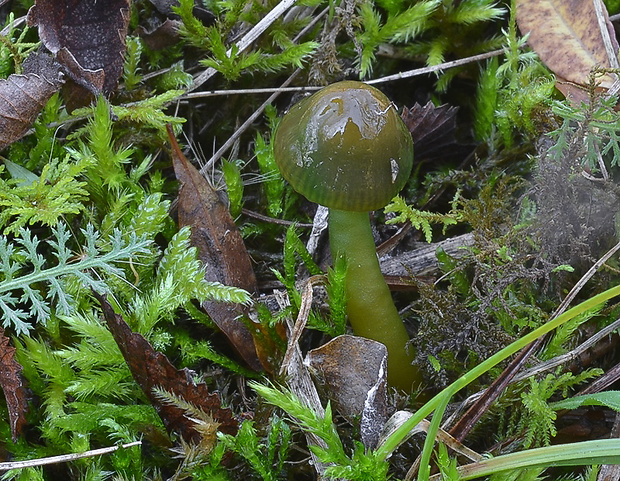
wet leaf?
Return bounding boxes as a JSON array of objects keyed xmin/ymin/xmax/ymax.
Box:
[
  {"xmin": 0, "ymin": 328, "xmax": 28, "ymax": 442},
  {"xmin": 516, "ymin": 0, "xmax": 619, "ymax": 89},
  {"xmin": 0, "ymin": 52, "xmax": 63, "ymax": 151},
  {"xmin": 27, "ymin": 0, "xmax": 131, "ymax": 103},
  {"xmin": 93, "ymin": 291, "xmax": 238, "ymax": 443},
  {"xmin": 305, "ymin": 335, "xmax": 390, "ymax": 450},
  {"xmin": 167, "ymin": 125, "xmax": 262, "ymax": 371}
]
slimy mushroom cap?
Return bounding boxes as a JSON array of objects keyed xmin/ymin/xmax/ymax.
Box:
[{"xmin": 274, "ymin": 81, "xmax": 414, "ymax": 212}]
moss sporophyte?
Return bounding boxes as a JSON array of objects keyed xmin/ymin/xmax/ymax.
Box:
[{"xmin": 273, "ymin": 81, "xmax": 422, "ymax": 392}]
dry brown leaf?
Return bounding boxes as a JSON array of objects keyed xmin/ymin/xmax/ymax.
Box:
[
  {"xmin": 0, "ymin": 327, "xmax": 28, "ymax": 442},
  {"xmin": 401, "ymin": 102, "xmax": 470, "ymax": 164},
  {"xmin": 516, "ymin": 0, "xmax": 619, "ymax": 90},
  {"xmin": 93, "ymin": 291, "xmax": 238, "ymax": 444},
  {"xmin": 0, "ymin": 52, "xmax": 63, "ymax": 151},
  {"xmin": 167, "ymin": 125, "xmax": 262, "ymax": 371},
  {"xmin": 305, "ymin": 335, "xmax": 390, "ymax": 449},
  {"xmin": 27, "ymin": 0, "xmax": 130, "ymax": 108}
]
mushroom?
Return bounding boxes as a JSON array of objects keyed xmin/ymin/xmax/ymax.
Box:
[{"xmin": 273, "ymin": 81, "xmax": 422, "ymax": 391}]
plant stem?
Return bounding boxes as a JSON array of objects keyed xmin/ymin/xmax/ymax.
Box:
[
  {"xmin": 377, "ymin": 283, "xmax": 620, "ymax": 476},
  {"xmin": 328, "ymin": 209, "xmax": 422, "ymax": 391}
]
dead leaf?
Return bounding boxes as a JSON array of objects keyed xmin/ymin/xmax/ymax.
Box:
[
  {"xmin": 305, "ymin": 335, "xmax": 390, "ymax": 450},
  {"xmin": 516, "ymin": 0, "xmax": 619, "ymax": 90},
  {"xmin": 401, "ymin": 102, "xmax": 469, "ymax": 163},
  {"xmin": 149, "ymin": 0, "xmax": 215, "ymax": 23},
  {"xmin": 0, "ymin": 328, "xmax": 28, "ymax": 442},
  {"xmin": 136, "ymin": 19, "xmax": 182, "ymax": 51},
  {"xmin": 27, "ymin": 0, "xmax": 130, "ymax": 107},
  {"xmin": 92, "ymin": 291, "xmax": 238, "ymax": 443},
  {"xmin": 0, "ymin": 52, "xmax": 63, "ymax": 150},
  {"xmin": 167, "ymin": 125, "xmax": 262, "ymax": 371}
]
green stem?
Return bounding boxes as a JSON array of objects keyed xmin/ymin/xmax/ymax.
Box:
[
  {"xmin": 328, "ymin": 209, "xmax": 422, "ymax": 391},
  {"xmin": 376, "ymin": 283, "xmax": 620, "ymax": 470}
]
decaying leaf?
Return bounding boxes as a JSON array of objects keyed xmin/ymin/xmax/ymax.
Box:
[
  {"xmin": 0, "ymin": 52, "xmax": 63, "ymax": 151},
  {"xmin": 136, "ymin": 18, "xmax": 182, "ymax": 51},
  {"xmin": 149, "ymin": 0, "xmax": 215, "ymax": 23},
  {"xmin": 27, "ymin": 0, "xmax": 130, "ymax": 105},
  {"xmin": 167, "ymin": 125, "xmax": 262, "ymax": 371},
  {"xmin": 93, "ymin": 291, "xmax": 238, "ymax": 444},
  {"xmin": 0, "ymin": 327, "xmax": 28, "ymax": 442},
  {"xmin": 401, "ymin": 102, "xmax": 467, "ymax": 163},
  {"xmin": 305, "ymin": 335, "xmax": 390, "ymax": 450},
  {"xmin": 516, "ymin": 0, "xmax": 619, "ymax": 90}
]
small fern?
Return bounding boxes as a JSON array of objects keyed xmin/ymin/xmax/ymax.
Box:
[
  {"xmin": 0, "ymin": 155, "xmax": 91, "ymax": 235},
  {"xmin": 0, "ymin": 223, "xmax": 151, "ymax": 335},
  {"xmin": 251, "ymin": 381, "xmax": 390, "ymax": 481},
  {"xmin": 384, "ymin": 195, "xmax": 458, "ymax": 243},
  {"xmin": 272, "ymin": 225, "xmax": 322, "ymax": 309},
  {"xmin": 255, "ymin": 129, "xmax": 285, "ymax": 219},
  {"xmin": 219, "ymin": 419, "xmax": 292, "ymax": 481},
  {"xmin": 517, "ymin": 369, "xmax": 603, "ymax": 449},
  {"xmin": 130, "ymin": 226, "xmax": 252, "ymax": 334},
  {"xmin": 200, "ymin": 29, "xmax": 318, "ymax": 81},
  {"xmin": 357, "ymin": 0, "xmax": 439, "ymax": 77}
]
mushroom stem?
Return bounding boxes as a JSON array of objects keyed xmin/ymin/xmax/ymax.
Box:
[{"xmin": 328, "ymin": 209, "xmax": 422, "ymax": 392}]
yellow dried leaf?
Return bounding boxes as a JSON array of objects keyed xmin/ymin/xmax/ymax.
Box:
[{"xmin": 516, "ymin": 0, "xmax": 618, "ymax": 89}]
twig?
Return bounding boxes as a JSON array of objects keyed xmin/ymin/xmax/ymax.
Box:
[
  {"xmin": 199, "ymin": 69, "xmax": 300, "ymax": 176},
  {"xmin": 514, "ymin": 317, "xmax": 620, "ymax": 383},
  {"xmin": 551, "ymin": 239, "xmax": 620, "ymax": 319},
  {"xmin": 183, "ymin": 48, "xmax": 507, "ymax": 99},
  {"xmin": 366, "ymin": 49, "xmax": 505, "ymax": 85},
  {"xmin": 279, "ymin": 275, "xmax": 325, "ymax": 374},
  {"xmin": 0, "ymin": 15, "xmax": 26, "ymax": 36},
  {"xmin": 593, "ymin": 0, "xmax": 620, "ymax": 70},
  {"xmin": 446, "ymin": 239, "xmax": 620, "ymax": 440},
  {"xmin": 190, "ymin": 0, "xmax": 300, "ymax": 91},
  {"xmin": 182, "ymin": 85, "xmax": 323, "ymax": 99},
  {"xmin": 0, "ymin": 441, "xmax": 142, "ymax": 471},
  {"xmin": 241, "ymin": 208, "xmax": 313, "ymax": 227}
]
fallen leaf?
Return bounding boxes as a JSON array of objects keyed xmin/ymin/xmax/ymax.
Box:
[
  {"xmin": 136, "ymin": 19, "xmax": 182, "ymax": 51},
  {"xmin": 150, "ymin": 0, "xmax": 215, "ymax": 23},
  {"xmin": 92, "ymin": 291, "xmax": 238, "ymax": 443},
  {"xmin": 27, "ymin": 0, "xmax": 131, "ymax": 107},
  {"xmin": 0, "ymin": 328, "xmax": 28, "ymax": 442},
  {"xmin": 0, "ymin": 52, "xmax": 63, "ymax": 150},
  {"xmin": 516, "ymin": 0, "xmax": 619, "ymax": 90},
  {"xmin": 401, "ymin": 102, "xmax": 469, "ymax": 163},
  {"xmin": 305, "ymin": 335, "xmax": 390, "ymax": 450},
  {"xmin": 167, "ymin": 125, "xmax": 262, "ymax": 371}
]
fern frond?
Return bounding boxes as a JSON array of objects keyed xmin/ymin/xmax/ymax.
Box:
[
  {"xmin": 159, "ymin": 226, "xmax": 252, "ymax": 305},
  {"xmin": 0, "ymin": 155, "xmax": 91, "ymax": 234},
  {"xmin": 357, "ymin": 0, "xmax": 439, "ymax": 77},
  {"xmin": 176, "ymin": 332, "xmax": 258, "ymax": 377},
  {"xmin": 130, "ymin": 226, "xmax": 251, "ymax": 333},
  {"xmin": 57, "ymin": 312, "xmax": 126, "ymax": 370},
  {"xmin": 52, "ymin": 401, "xmax": 161, "ymax": 436},
  {"xmin": 519, "ymin": 369, "xmax": 603, "ymax": 448},
  {"xmin": 112, "ymin": 90, "xmax": 185, "ymax": 134},
  {"xmin": 250, "ymin": 382, "xmax": 349, "ymax": 466},
  {"xmin": 0, "ymin": 223, "xmax": 151, "ymax": 335},
  {"xmin": 384, "ymin": 196, "xmax": 458, "ymax": 243}
]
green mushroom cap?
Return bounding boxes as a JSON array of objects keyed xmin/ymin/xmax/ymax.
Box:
[{"xmin": 274, "ymin": 81, "xmax": 414, "ymax": 212}]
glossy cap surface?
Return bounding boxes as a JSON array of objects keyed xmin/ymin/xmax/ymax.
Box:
[{"xmin": 273, "ymin": 81, "xmax": 414, "ymax": 212}]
